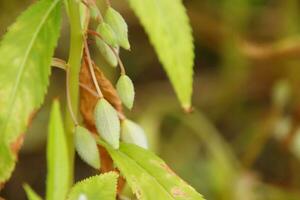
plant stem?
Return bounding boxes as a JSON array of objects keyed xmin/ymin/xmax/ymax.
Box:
[{"xmin": 64, "ymin": 0, "xmax": 83, "ymax": 187}]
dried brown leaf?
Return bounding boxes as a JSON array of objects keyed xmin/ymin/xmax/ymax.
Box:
[
  {"xmin": 79, "ymin": 56, "xmax": 123, "ymax": 128},
  {"xmin": 79, "ymin": 56, "xmax": 125, "ymax": 193}
]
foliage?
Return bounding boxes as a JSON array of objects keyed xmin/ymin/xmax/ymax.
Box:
[
  {"xmin": 101, "ymin": 141, "xmax": 204, "ymax": 200},
  {"xmin": 67, "ymin": 172, "xmax": 118, "ymax": 200},
  {"xmin": 127, "ymin": 0, "xmax": 194, "ymax": 110},
  {"xmin": 0, "ymin": 0, "xmax": 201, "ymax": 199},
  {"xmin": 0, "ymin": 0, "xmax": 62, "ymax": 183},
  {"xmin": 46, "ymin": 100, "xmax": 69, "ymax": 200}
]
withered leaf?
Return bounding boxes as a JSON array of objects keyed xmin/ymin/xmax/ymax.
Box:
[{"xmin": 79, "ymin": 56, "xmax": 123, "ymax": 129}]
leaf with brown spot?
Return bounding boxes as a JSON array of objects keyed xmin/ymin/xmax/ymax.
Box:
[{"xmin": 100, "ymin": 142, "xmax": 205, "ymax": 200}]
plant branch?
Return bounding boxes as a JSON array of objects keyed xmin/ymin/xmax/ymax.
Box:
[
  {"xmin": 64, "ymin": 0, "xmax": 84, "ymax": 186},
  {"xmin": 66, "ymin": 65, "xmax": 79, "ymax": 126}
]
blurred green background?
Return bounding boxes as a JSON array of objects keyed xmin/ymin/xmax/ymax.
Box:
[{"xmin": 2, "ymin": 0, "xmax": 300, "ymax": 199}]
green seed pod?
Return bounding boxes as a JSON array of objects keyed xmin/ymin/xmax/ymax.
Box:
[
  {"xmin": 75, "ymin": 126, "xmax": 100, "ymax": 169},
  {"xmin": 89, "ymin": 5, "xmax": 101, "ymax": 21},
  {"xmin": 97, "ymin": 22, "xmax": 117, "ymax": 47},
  {"xmin": 105, "ymin": 7, "xmax": 130, "ymax": 50},
  {"xmin": 121, "ymin": 119, "xmax": 148, "ymax": 149},
  {"xmin": 94, "ymin": 98, "xmax": 120, "ymax": 149},
  {"xmin": 116, "ymin": 75, "xmax": 135, "ymax": 110},
  {"xmin": 95, "ymin": 38, "xmax": 118, "ymax": 67}
]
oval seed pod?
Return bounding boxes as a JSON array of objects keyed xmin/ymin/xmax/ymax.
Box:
[
  {"xmin": 94, "ymin": 98, "xmax": 120, "ymax": 149},
  {"xmin": 89, "ymin": 5, "xmax": 101, "ymax": 21},
  {"xmin": 105, "ymin": 7, "xmax": 130, "ymax": 50},
  {"xmin": 95, "ymin": 38, "xmax": 118, "ymax": 67},
  {"xmin": 75, "ymin": 126, "xmax": 100, "ymax": 169},
  {"xmin": 121, "ymin": 119, "xmax": 148, "ymax": 149},
  {"xmin": 116, "ymin": 75, "xmax": 135, "ymax": 110},
  {"xmin": 96, "ymin": 22, "xmax": 117, "ymax": 47}
]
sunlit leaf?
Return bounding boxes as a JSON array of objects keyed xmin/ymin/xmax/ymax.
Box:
[
  {"xmin": 67, "ymin": 172, "xmax": 118, "ymax": 200},
  {"xmin": 46, "ymin": 100, "xmax": 69, "ymax": 200},
  {"xmin": 100, "ymin": 141, "xmax": 205, "ymax": 200},
  {"xmin": 0, "ymin": 0, "xmax": 62, "ymax": 183},
  {"xmin": 23, "ymin": 184, "xmax": 42, "ymax": 200},
  {"xmin": 127, "ymin": 0, "xmax": 194, "ymax": 109}
]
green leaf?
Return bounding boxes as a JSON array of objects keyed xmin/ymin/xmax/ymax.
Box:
[
  {"xmin": 0, "ymin": 0, "xmax": 62, "ymax": 183},
  {"xmin": 67, "ymin": 172, "xmax": 119, "ymax": 200},
  {"xmin": 75, "ymin": 126, "xmax": 101, "ymax": 169},
  {"xmin": 105, "ymin": 7, "xmax": 130, "ymax": 50},
  {"xmin": 94, "ymin": 98, "xmax": 120, "ymax": 149},
  {"xmin": 101, "ymin": 142, "xmax": 205, "ymax": 200},
  {"xmin": 116, "ymin": 75, "xmax": 135, "ymax": 110},
  {"xmin": 121, "ymin": 119, "xmax": 148, "ymax": 149},
  {"xmin": 126, "ymin": 0, "xmax": 194, "ymax": 109},
  {"xmin": 23, "ymin": 184, "xmax": 42, "ymax": 200},
  {"xmin": 46, "ymin": 100, "xmax": 69, "ymax": 200}
]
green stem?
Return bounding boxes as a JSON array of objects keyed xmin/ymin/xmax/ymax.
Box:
[{"xmin": 64, "ymin": 0, "xmax": 83, "ymax": 186}]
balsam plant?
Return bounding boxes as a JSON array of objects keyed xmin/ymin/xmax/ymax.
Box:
[{"xmin": 0, "ymin": 0, "xmax": 200, "ymax": 199}]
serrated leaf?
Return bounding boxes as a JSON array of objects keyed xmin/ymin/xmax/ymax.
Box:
[
  {"xmin": 0, "ymin": 0, "xmax": 62, "ymax": 183},
  {"xmin": 116, "ymin": 75, "xmax": 135, "ymax": 110},
  {"xmin": 101, "ymin": 142, "xmax": 205, "ymax": 200},
  {"xmin": 67, "ymin": 172, "xmax": 119, "ymax": 200},
  {"xmin": 121, "ymin": 119, "xmax": 148, "ymax": 149},
  {"xmin": 97, "ymin": 22, "xmax": 117, "ymax": 47},
  {"xmin": 94, "ymin": 98, "xmax": 120, "ymax": 149},
  {"xmin": 95, "ymin": 38, "xmax": 118, "ymax": 67},
  {"xmin": 105, "ymin": 7, "xmax": 130, "ymax": 50},
  {"xmin": 23, "ymin": 184, "xmax": 42, "ymax": 200},
  {"xmin": 127, "ymin": 0, "xmax": 194, "ymax": 109},
  {"xmin": 46, "ymin": 100, "xmax": 69, "ymax": 200},
  {"xmin": 75, "ymin": 126, "xmax": 101, "ymax": 169}
]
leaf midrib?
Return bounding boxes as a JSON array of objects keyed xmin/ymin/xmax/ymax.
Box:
[
  {"xmin": 2, "ymin": 0, "xmax": 60, "ymax": 138},
  {"xmin": 110, "ymin": 147, "xmax": 176, "ymax": 200}
]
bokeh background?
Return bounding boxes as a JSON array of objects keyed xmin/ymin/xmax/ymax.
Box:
[{"xmin": 2, "ymin": 0, "xmax": 300, "ymax": 199}]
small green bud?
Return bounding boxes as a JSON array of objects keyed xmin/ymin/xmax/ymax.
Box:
[
  {"xmin": 94, "ymin": 98, "xmax": 120, "ymax": 149},
  {"xmin": 121, "ymin": 119, "xmax": 148, "ymax": 149},
  {"xmin": 97, "ymin": 22, "xmax": 117, "ymax": 47},
  {"xmin": 95, "ymin": 38, "xmax": 118, "ymax": 67},
  {"xmin": 116, "ymin": 75, "xmax": 135, "ymax": 110},
  {"xmin": 89, "ymin": 5, "xmax": 101, "ymax": 21},
  {"xmin": 105, "ymin": 7, "xmax": 130, "ymax": 50},
  {"xmin": 75, "ymin": 126, "xmax": 100, "ymax": 169}
]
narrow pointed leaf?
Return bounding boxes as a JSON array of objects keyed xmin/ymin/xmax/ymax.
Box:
[
  {"xmin": 46, "ymin": 100, "xmax": 69, "ymax": 200},
  {"xmin": 0, "ymin": 0, "xmax": 62, "ymax": 183},
  {"xmin": 101, "ymin": 142, "xmax": 205, "ymax": 200},
  {"xmin": 67, "ymin": 172, "xmax": 119, "ymax": 200},
  {"xmin": 121, "ymin": 119, "xmax": 148, "ymax": 149},
  {"xmin": 116, "ymin": 75, "xmax": 135, "ymax": 110},
  {"xmin": 23, "ymin": 184, "xmax": 42, "ymax": 200},
  {"xmin": 94, "ymin": 99, "xmax": 120, "ymax": 149},
  {"xmin": 105, "ymin": 7, "xmax": 130, "ymax": 50},
  {"xmin": 126, "ymin": 0, "xmax": 194, "ymax": 109},
  {"xmin": 75, "ymin": 126, "xmax": 101, "ymax": 169}
]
